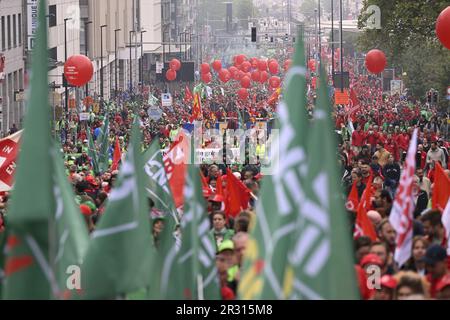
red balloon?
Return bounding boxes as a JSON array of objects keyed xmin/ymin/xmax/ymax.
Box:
[
  {"xmin": 229, "ymin": 66, "xmax": 238, "ymax": 74},
  {"xmin": 64, "ymin": 55, "xmax": 93, "ymax": 87},
  {"xmin": 240, "ymin": 76, "xmax": 251, "ymax": 88},
  {"xmin": 169, "ymin": 58, "xmax": 181, "ymax": 71},
  {"xmin": 240, "ymin": 61, "xmax": 251, "ymax": 72},
  {"xmin": 268, "ymin": 61, "xmax": 279, "ymax": 74},
  {"xmin": 166, "ymin": 69, "xmax": 177, "ymax": 81},
  {"xmin": 250, "ymin": 57, "xmax": 259, "ymax": 68},
  {"xmin": 212, "ymin": 60, "xmax": 222, "ymax": 71},
  {"xmin": 259, "ymin": 71, "xmax": 269, "ymax": 83},
  {"xmin": 251, "ymin": 70, "xmax": 261, "ymax": 82},
  {"xmin": 201, "ymin": 72, "xmax": 212, "ymax": 83},
  {"xmin": 236, "ymin": 54, "xmax": 246, "ymax": 66},
  {"xmin": 284, "ymin": 59, "xmax": 292, "ymax": 71},
  {"xmin": 237, "ymin": 88, "xmax": 249, "ymax": 100},
  {"xmin": 365, "ymin": 49, "xmax": 386, "ymax": 74},
  {"xmin": 436, "ymin": 6, "xmax": 450, "ymax": 50},
  {"xmin": 269, "ymin": 76, "xmax": 281, "ymax": 89},
  {"xmin": 258, "ymin": 60, "xmax": 267, "ymax": 71},
  {"xmin": 200, "ymin": 63, "xmax": 210, "ymax": 74},
  {"xmin": 218, "ymin": 69, "xmax": 231, "ymax": 83}
]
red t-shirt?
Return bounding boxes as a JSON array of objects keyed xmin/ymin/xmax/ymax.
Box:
[{"xmin": 352, "ymin": 130, "xmax": 366, "ymax": 147}]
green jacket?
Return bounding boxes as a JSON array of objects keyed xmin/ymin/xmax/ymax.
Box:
[{"xmin": 210, "ymin": 228, "xmax": 235, "ymax": 250}]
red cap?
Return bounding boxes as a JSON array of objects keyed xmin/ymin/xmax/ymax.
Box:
[
  {"xmin": 360, "ymin": 253, "xmax": 383, "ymax": 267},
  {"xmin": 380, "ymin": 275, "xmax": 397, "ymax": 289},
  {"xmin": 80, "ymin": 204, "xmax": 92, "ymax": 216},
  {"xmin": 436, "ymin": 274, "xmax": 450, "ymax": 292}
]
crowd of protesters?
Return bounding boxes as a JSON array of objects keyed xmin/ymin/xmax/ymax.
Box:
[{"xmin": 0, "ymin": 52, "xmax": 449, "ymax": 300}]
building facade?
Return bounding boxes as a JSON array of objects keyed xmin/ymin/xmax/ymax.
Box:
[{"xmin": 0, "ymin": 0, "xmax": 25, "ymax": 136}]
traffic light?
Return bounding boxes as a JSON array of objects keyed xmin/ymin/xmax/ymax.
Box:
[
  {"xmin": 270, "ymin": 36, "xmax": 274, "ymax": 43},
  {"xmin": 251, "ymin": 27, "xmax": 257, "ymax": 42},
  {"xmin": 265, "ymin": 34, "xmax": 268, "ymax": 41},
  {"xmin": 284, "ymin": 33, "xmax": 288, "ymax": 41}
]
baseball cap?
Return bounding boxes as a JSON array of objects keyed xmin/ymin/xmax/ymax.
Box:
[
  {"xmin": 424, "ymin": 244, "xmax": 447, "ymax": 266},
  {"xmin": 380, "ymin": 275, "xmax": 397, "ymax": 289},
  {"xmin": 360, "ymin": 253, "xmax": 383, "ymax": 267},
  {"xmin": 79, "ymin": 204, "xmax": 92, "ymax": 216},
  {"xmin": 217, "ymin": 239, "xmax": 234, "ymax": 254}
]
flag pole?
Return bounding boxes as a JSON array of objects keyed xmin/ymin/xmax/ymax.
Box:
[{"xmin": 197, "ymin": 274, "xmax": 204, "ymax": 300}]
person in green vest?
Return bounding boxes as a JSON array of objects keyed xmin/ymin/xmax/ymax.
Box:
[{"xmin": 210, "ymin": 211, "xmax": 235, "ymax": 250}]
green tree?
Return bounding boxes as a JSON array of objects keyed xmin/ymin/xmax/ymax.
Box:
[{"xmin": 357, "ymin": 0, "xmax": 450, "ymax": 99}]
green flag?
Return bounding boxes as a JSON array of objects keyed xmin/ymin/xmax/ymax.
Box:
[
  {"xmin": 162, "ymin": 163, "xmax": 220, "ymax": 299},
  {"xmin": 3, "ymin": 1, "xmax": 89, "ymax": 299},
  {"xmin": 238, "ymin": 32, "xmax": 310, "ymax": 300},
  {"xmin": 148, "ymin": 94, "xmax": 159, "ymax": 106},
  {"xmin": 81, "ymin": 118, "xmax": 154, "ymax": 299},
  {"xmin": 282, "ymin": 68, "xmax": 359, "ymax": 299},
  {"xmin": 87, "ymin": 128, "xmax": 100, "ymax": 175},
  {"xmin": 193, "ymin": 83, "xmax": 203, "ymax": 95},
  {"xmin": 142, "ymin": 139, "xmax": 178, "ymax": 220}
]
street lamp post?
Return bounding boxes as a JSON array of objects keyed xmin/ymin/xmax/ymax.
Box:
[
  {"xmin": 339, "ymin": 0, "xmax": 344, "ymax": 93},
  {"xmin": 64, "ymin": 18, "xmax": 72, "ymax": 120},
  {"xmin": 129, "ymin": 30, "xmax": 135, "ymax": 93},
  {"xmin": 84, "ymin": 21, "xmax": 93, "ymax": 98},
  {"xmin": 100, "ymin": 24, "xmax": 108, "ymax": 99},
  {"xmin": 331, "ymin": 0, "xmax": 334, "ymax": 83},
  {"xmin": 140, "ymin": 30, "xmax": 147, "ymax": 94},
  {"xmin": 114, "ymin": 28, "xmax": 121, "ymax": 98}
]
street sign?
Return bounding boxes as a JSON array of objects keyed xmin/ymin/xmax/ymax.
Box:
[
  {"xmin": 335, "ymin": 89, "xmax": 349, "ymax": 105},
  {"xmin": 79, "ymin": 112, "xmax": 90, "ymax": 121},
  {"xmin": 147, "ymin": 106, "xmax": 163, "ymax": 121},
  {"xmin": 161, "ymin": 93, "xmax": 172, "ymax": 107},
  {"xmin": 14, "ymin": 90, "xmax": 25, "ymax": 102},
  {"xmin": 156, "ymin": 62, "xmax": 163, "ymax": 74}
]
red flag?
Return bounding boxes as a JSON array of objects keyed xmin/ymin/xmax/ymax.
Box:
[
  {"xmin": 354, "ymin": 177, "xmax": 377, "ymax": 241},
  {"xmin": 184, "ymin": 85, "xmax": 193, "ymax": 103},
  {"xmin": 0, "ymin": 130, "xmax": 22, "ymax": 192},
  {"xmin": 389, "ymin": 129, "xmax": 418, "ymax": 267},
  {"xmin": 346, "ymin": 181, "xmax": 360, "ymax": 212},
  {"xmin": 432, "ymin": 162, "xmax": 450, "ymax": 211},
  {"xmin": 200, "ymin": 170, "xmax": 212, "ymax": 198},
  {"xmin": 350, "ymin": 88, "xmax": 360, "ymax": 108},
  {"xmin": 111, "ymin": 136, "xmax": 122, "ymax": 171},
  {"xmin": 164, "ymin": 131, "xmax": 189, "ymax": 208},
  {"xmin": 213, "ymin": 174, "xmax": 225, "ymax": 203},
  {"xmin": 225, "ymin": 168, "xmax": 251, "ymax": 218},
  {"xmin": 189, "ymin": 93, "xmax": 202, "ymax": 123}
]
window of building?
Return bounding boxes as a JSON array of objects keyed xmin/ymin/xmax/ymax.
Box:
[
  {"xmin": 1, "ymin": 16, "xmax": 5, "ymax": 51},
  {"xmin": 49, "ymin": 47, "xmax": 57, "ymax": 70},
  {"xmin": 7, "ymin": 15, "xmax": 11, "ymax": 49},
  {"xmin": 18, "ymin": 14, "xmax": 22, "ymax": 45},
  {"xmin": 49, "ymin": 5, "xmax": 57, "ymax": 28},
  {"xmin": 13, "ymin": 15, "xmax": 17, "ymax": 48}
]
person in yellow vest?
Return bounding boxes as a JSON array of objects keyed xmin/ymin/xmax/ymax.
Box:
[
  {"xmin": 169, "ymin": 124, "xmax": 180, "ymax": 142},
  {"xmin": 256, "ymin": 138, "xmax": 266, "ymax": 160}
]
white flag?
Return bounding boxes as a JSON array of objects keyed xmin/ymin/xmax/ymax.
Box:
[
  {"xmin": 389, "ymin": 129, "xmax": 418, "ymax": 267},
  {"xmin": 442, "ymin": 199, "xmax": 450, "ymax": 255}
]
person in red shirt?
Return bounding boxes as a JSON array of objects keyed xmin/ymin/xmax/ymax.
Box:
[
  {"xmin": 351, "ymin": 125, "xmax": 366, "ymax": 154},
  {"xmin": 365, "ymin": 125, "xmax": 379, "ymax": 153},
  {"xmin": 424, "ymin": 244, "xmax": 449, "ymax": 299}
]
